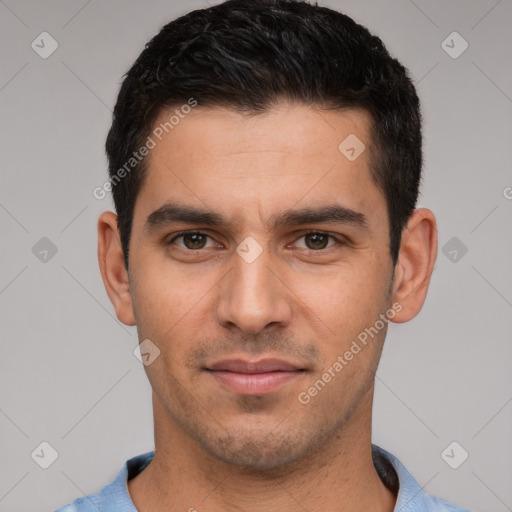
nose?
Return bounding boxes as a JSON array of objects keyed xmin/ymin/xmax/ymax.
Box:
[{"xmin": 214, "ymin": 245, "xmax": 293, "ymax": 335}]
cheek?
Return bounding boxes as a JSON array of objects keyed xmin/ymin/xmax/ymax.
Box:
[
  {"xmin": 130, "ymin": 266, "xmax": 194, "ymax": 341},
  {"xmin": 291, "ymin": 259, "xmax": 387, "ymax": 328},
  {"xmin": 130, "ymin": 263, "xmax": 222, "ymax": 373}
]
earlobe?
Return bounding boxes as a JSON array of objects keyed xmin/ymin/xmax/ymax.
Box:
[
  {"xmin": 390, "ymin": 208, "xmax": 438, "ymax": 324},
  {"xmin": 97, "ymin": 211, "xmax": 136, "ymax": 326}
]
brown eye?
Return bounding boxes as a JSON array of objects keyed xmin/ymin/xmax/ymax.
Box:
[
  {"xmin": 170, "ymin": 232, "xmax": 214, "ymax": 250},
  {"xmin": 304, "ymin": 232, "xmax": 331, "ymax": 250},
  {"xmin": 182, "ymin": 233, "xmax": 207, "ymax": 249}
]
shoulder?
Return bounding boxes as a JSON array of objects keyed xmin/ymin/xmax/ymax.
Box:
[
  {"xmin": 372, "ymin": 445, "xmax": 471, "ymax": 512},
  {"xmin": 55, "ymin": 495, "xmax": 100, "ymax": 512},
  {"xmin": 54, "ymin": 452, "xmax": 155, "ymax": 512}
]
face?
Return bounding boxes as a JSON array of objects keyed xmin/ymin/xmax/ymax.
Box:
[{"xmin": 126, "ymin": 103, "xmax": 396, "ymax": 470}]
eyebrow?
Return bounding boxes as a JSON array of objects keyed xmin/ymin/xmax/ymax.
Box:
[{"xmin": 144, "ymin": 201, "xmax": 369, "ymax": 233}]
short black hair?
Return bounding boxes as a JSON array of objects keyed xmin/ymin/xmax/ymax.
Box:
[{"xmin": 105, "ymin": 0, "xmax": 422, "ymax": 269}]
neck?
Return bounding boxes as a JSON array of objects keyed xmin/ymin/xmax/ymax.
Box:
[{"xmin": 129, "ymin": 389, "xmax": 396, "ymax": 512}]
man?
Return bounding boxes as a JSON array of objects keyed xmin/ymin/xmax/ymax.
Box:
[{"xmin": 57, "ymin": 0, "xmax": 469, "ymax": 510}]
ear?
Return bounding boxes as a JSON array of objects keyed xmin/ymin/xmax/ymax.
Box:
[
  {"xmin": 97, "ymin": 211, "xmax": 136, "ymax": 326},
  {"xmin": 390, "ymin": 208, "xmax": 438, "ymax": 323}
]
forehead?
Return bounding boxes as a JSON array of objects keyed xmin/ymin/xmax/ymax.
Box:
[
  {"xmin": 149, "ymin": 103, "xmax": 373, "ymax": 165},
  {"xmin": 135, "ymin": 103, "xmax": 385, "ymax": 232}
]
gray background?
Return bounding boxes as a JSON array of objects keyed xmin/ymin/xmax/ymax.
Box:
[{"xmin": 1, "ymin": 0, "xmax": 511, "ymax": 511}]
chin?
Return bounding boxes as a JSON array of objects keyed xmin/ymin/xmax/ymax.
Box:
[{"xmin": 197, "ymin": 425, "xmax": 326, "ymax": 474}]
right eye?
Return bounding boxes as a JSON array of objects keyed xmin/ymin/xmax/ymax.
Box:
[{"xmin": 167, "ymin": 231, "xmax": 220, "ymax": 251}]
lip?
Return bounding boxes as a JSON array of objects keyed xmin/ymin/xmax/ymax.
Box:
[
  {"xmin": 207, "ymin": 358, "xmax": 303, "ymax": 373},
  {"xmin": 206, "ymin": 358, "xmax": 306, "ymax": 395}
]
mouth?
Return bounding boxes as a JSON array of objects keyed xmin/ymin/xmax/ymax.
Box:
[{"xmin": 205, "ymin": 358, "xmax": 306, "ymax": 395}]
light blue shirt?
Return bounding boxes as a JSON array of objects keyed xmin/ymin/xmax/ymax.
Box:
[{"xmin": 55, "ymin": 445, "xmax": 470, "ymax": 511}]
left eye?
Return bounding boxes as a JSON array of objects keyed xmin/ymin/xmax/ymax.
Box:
[{"xmin": 294, "ymin": 232, "xmax": 337, "ymax": 251}]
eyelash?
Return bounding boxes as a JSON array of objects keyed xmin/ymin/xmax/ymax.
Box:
[{"xmin": 166, "ymin": 230, "xmax": 344, "ymax": 253}]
